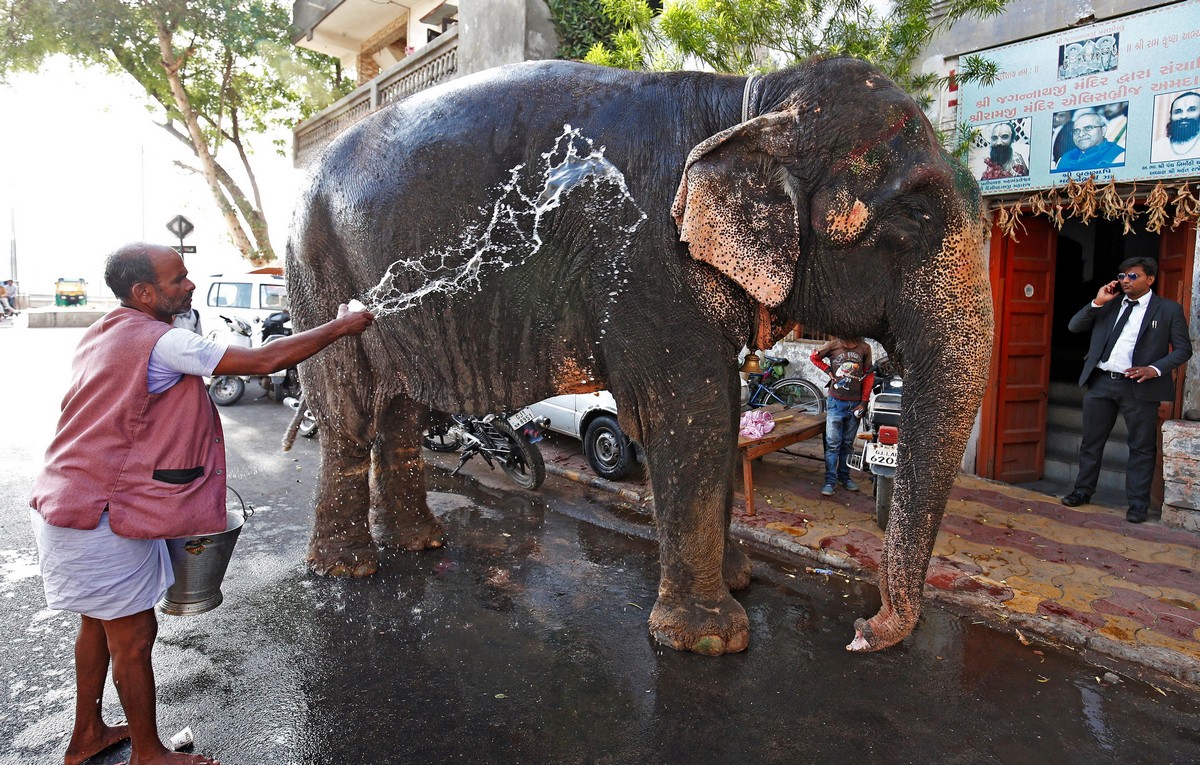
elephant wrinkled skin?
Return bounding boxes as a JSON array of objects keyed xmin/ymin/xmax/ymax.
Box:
[{"xmin": 287, "ymin": 58, "xmax": 993, "ymax": 654}]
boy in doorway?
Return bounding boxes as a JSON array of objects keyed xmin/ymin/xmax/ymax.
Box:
[{"xmin": 810, "ymin": 338, "xmax": 874, "ymax": 496}]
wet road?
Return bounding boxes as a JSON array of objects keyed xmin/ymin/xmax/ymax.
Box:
[{"xmin": 3, "ymin": 327, "xmax": 1200, "ymax": 764}]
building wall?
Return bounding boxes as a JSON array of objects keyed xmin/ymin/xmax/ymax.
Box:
[
  {"xmin": 929, "ymin": 0, "xmax": 1178, "ymax": 57},
  {"xmin": 459, "ymin": 0, "xmax": 558, "ymax": 76}
]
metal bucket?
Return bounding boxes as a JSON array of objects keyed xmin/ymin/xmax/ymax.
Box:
[{"xmin": 158, "ymin": 493, "xmax": 251, "ymax": 616}]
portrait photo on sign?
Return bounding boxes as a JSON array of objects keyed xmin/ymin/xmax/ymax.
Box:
[
  {"xmin": 1050, "ymin": 103, "xmax": 1128, "ymax": 174},
  {"xmin": 1056, "ymin": 33, "xmax": 1120, "ymax": 80},
  {"xmin": 970, "ymin": 117, "xmax": 1032, "ymax": 181},
  {"xmin": 1150, "ymin": 89, "xmax": 1200, "ymax": 163}
]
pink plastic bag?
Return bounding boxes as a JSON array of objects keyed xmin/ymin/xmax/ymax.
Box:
[{"xmin": 739, "ymin": 409, "xmax": 776, "ymax": 439}]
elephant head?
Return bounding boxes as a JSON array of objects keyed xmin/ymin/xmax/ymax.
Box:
[{"xmin": 673, "ymin": 58, "xmax": 994, "ymax": 651}]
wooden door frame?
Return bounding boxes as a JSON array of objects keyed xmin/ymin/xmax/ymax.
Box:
[
  {"xmin": 976, "ymin": 220, "xmax": 1057, "ymax": 481},
  {"xmin": 977, "ymin": 228, "xmax": 1007, "ymax": 479}
]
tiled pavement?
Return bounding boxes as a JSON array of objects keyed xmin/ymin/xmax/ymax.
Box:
[{"xmin": 536, "ymin": 435, "xmax": 1200, "ymax": 690}]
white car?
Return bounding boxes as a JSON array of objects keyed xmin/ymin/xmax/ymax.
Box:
[
  {"xmin": 530, "ymin": 378, "xmax": 777, "ymax": 482},
  {"xmin": 527, "ymin": 392, "xmax": 641, "ymax": 481},
  {"xmin": 194, "ymin": 269, "xmax": 288, "ymax": 338}
]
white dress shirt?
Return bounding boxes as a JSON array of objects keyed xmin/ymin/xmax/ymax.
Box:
[{"xmin": 1095, "ymin": 292, "xmax": 1152, "ymax": 374}]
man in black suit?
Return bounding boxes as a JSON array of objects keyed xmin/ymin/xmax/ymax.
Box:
[{"xmin": 1062, "ymin": 257, "xmax": 1192, "ymax": 522}]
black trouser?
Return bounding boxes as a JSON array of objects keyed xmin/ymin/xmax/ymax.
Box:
[{"xmin": 1074, "ymin": 371, "xmax": 1160, "ymax": 510}]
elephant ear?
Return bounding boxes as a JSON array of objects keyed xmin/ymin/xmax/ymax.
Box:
[{"xmin": 672, "ymin": 111, "xmax": 802, "ymax": 308}]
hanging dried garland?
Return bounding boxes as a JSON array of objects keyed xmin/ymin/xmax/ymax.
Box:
[{"xmin": 990, "ymin": 179, "xmax": 1200, "ymax": 241}]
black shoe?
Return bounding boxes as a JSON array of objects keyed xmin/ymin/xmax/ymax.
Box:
[
  {"xmin": 1126, "ymin": 506, "xmax": 1148, "ymax": 523},
  {"xmin": 1061, "ymin": 491, "xmax": 1092, "ymax": 507}
]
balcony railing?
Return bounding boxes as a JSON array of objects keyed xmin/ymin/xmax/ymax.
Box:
[{"xmin": 293, "ymin": 28, "xmax": 459, "ymax": 167}]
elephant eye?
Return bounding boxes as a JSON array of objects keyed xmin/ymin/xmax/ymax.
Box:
[{"xmin": 773, "ymin": 167, "xmax": 802, "ymax": 206}]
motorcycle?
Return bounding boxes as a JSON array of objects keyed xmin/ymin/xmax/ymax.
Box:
[
  {"xmin": 207, "ymin": 310, "xmax": 301, "ymax": 406},
  {"xmin": 422, "ymin": 408, "xmax": 549, "ymax": 490},
  {"xmin": 849, "ymin": 357, "xmax": 903, "ymax": 530}
]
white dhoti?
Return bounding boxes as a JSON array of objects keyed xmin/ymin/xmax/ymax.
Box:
[{"xmin": 29, "ymin": 508, "xmax": 174, "ymax": 620}]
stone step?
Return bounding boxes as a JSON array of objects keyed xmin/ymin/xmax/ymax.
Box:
[
  {"xmin": 1049, "ymin": 380, "xmax": 1084, "ymax": 405},
  {"xmin": 1046, "ymin": 403, "xmax": 1129, "ymax": 439},
  {"xmin": 1045, "ymin": 428, "xmax": 1129, "ymax": 467},
  {"xmin": 1043, "ymin": 456, "xmax": 1128, "ymax": 496}
]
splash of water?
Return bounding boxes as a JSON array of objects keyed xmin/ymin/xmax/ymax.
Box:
[{"xmin": 361, "ymin": 125, "xmax": 646, "ymax": 317}]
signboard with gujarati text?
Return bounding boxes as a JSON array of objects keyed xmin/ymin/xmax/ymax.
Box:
[{"xmin": 958, "ymin": 0, "xmax": 1200, "ymax": 196}]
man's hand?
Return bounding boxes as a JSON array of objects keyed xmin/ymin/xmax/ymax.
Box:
[
  {"xmin": 335, "ymin": 303, "xmax": 375, "ymax": 335},
  {"xmin": 1124, "ymin": 366, "xmax": 1159, "ymax": 382},
  {"xmin": 1094, "ymin": 280, "xmax": 1121, "ymax": 305}
]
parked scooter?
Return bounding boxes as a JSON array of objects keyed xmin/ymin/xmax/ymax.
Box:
[
  {"xmin": 207, "ymin": 311, "xmax": 301, "ymax": 406},
  {"xmin": 422, "ymin": 408, "xmax": 550, "ymax": 490},
  {"xmin": 283, "ymin": 394, "xmax": 319, "ymax": 439},
  {"xmin": 849, "ymin": 357, "xmax": 903, "ymax": 530},
  {"xmin": 206, "ymin": 315, "xmax": 253, "ymax": 406}
]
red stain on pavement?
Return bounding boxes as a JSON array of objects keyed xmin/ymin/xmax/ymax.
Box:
[
  {"xmin": 1092, "ymin": 587, "xmax": 1200, "ymax": 642},
  {"xmin": 938, "ymin": 510, "xmax": 1198, "ymax": 595},
  {"xmin": 820, "ymin": 528, "xmax": 882, "ymax": 570},
  {"xmin": 1037, "ymin": 599, "xmax": 1107, "ymax": 630}
]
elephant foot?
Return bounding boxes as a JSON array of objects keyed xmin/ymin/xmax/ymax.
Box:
[
  {"xmin": 846, "ymin": 608, "xmax": 915, "ymax": 652},
  {"xmin": 648, "ymin": 590, "xmax": 750, "ymax": 655},
  {"xmin": 723, "ymin": 541, "xmax": 752, "ymax": 591},
  {"xmin": 374, "ymin": 516, "xmax": 446, "ymax": 552},
  {"xmin": 307, "ymin": 538, "xmax": 380, "ymax": 577}
]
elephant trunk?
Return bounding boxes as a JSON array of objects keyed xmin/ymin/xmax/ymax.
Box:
[{"xmin": 850, "ymin": 218, "xmax": 993, "ymax": 651}]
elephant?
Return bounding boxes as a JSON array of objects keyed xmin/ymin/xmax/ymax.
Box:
[{"xmin": 285, "ymin": 57, "xmax": 994, "ymax": 655}]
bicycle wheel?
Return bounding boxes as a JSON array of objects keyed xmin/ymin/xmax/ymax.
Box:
[{"xmin": 767, "ymin": 378, "xmax": 825, "ymax": 413}]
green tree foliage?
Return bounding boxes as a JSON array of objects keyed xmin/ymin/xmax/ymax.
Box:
[
  {"xmin": 584, "ymin": 0, "xmax": 1006, "ymax": 106},
  {"xmin": 546, "ymin": 0, "xmax": 620, "ymax": 61},
  {"xmin": 0, "ymin": 0, "xmax": 350, "ymax": 263}
]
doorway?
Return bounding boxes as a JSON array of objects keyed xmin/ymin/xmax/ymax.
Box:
[
  {"xmin": 980, "ymin": 213, "xmax": 1193, "ymax": 509},
  {"xmin": 1040, "ymin": 219, "xmax": 1162, "ymax": 506}
]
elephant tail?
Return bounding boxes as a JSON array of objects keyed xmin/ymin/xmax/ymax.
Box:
[{"xmin": 282, "ymin": 402, "xmax": 303, "ymax": 452}]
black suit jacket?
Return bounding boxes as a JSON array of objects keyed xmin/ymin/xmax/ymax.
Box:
[{"xmin": 1068, "ymin": 292, "xmax": 1193, "ymax": 401}]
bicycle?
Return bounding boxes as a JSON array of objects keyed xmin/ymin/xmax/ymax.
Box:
[{"xmin": 743, "ymin": 355, "xmax": 825, "ymax": 413}]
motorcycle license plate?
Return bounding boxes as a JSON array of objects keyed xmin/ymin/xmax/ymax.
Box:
[
  {"xmin": 507, "ymin": 408, "xmax": 535, "ymax": 429},
  {"xmin": 866, "ymin": 443, "xmax": 898, "ymax": 468}
]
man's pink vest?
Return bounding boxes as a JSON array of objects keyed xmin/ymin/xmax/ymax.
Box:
[{"xmin": 30, "ymin": 307, "xmax": 228, "ymax": 539}]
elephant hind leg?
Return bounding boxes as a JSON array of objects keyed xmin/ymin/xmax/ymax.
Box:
[
  {"xmin": 308, "ymin": 431, "xmax": 378, "ymax": 578},
  {"xmin": 723, "ymin": 536, "xmax": 752, "ymax": 591},
  {"xmin": 303, "ymin": 332, "xmax": 379, "ymax": 577},
  {"xmin": 370, "ymin": 394, "xmax": 444, "ymax": 551}
]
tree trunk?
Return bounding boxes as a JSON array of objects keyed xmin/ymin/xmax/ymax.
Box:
[
  {"xmin": 158, "ymin": 120, "xmax": 276, "ymax": 263},
  {"xmin": 154, "ymin": 20, "xmax": 258, "ymax": 260}
]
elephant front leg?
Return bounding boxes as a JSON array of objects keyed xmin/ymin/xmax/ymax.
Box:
[
  {"xmin": 308, "ymin": 434, "xmax": 378, "ymax": 577},
  {"xmin": 644, "ymin": 408, "xmax": 749, "ymax": 655},
  {"xmin": 370, "ymin": 395, "xmax": 444, "ymax": 551}
]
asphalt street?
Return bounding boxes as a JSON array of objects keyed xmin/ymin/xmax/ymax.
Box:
[{"xmin": 2, "ymin": 326, "xmax": 1200, "ymax": 765}]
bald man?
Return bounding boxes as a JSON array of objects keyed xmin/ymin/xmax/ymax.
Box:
[{"xmin": 29, "ymin": 243, "xmax": 374, "ymax": 765}]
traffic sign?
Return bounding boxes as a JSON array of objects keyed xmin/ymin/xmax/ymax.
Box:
[
  {"xmin": 171, "ymin": 245, "xmax": 197, "ymax": 254},
  {"xmin": 166, "ymin": 215, "xmax": 194, "ymax": 240}
]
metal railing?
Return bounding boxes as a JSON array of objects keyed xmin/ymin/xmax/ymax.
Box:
[{"xmin": 293, "ymin": 28, "xmax": 460, "ymax": 167}]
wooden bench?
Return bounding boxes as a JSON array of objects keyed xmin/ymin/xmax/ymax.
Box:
[{"xmin": 737, "ymin": 405, "xmax": 825, "ymax": 516}]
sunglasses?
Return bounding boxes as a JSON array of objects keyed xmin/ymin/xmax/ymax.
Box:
[{"xmin": 1117, "ymin": 272, "xmax": 1144, "ymax": 281}]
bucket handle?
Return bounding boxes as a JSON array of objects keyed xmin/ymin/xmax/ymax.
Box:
[{"xmin": 226, "ymin": 485, "xmax": 254, "ymax": 520}]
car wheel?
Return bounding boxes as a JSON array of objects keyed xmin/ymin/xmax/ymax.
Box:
[{"xmin": 583, "ymin": 414, "xmax": 637, "ymax": 481}]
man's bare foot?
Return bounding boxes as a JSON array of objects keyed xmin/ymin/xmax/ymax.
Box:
[
  {"xmin": 127, "ymin": 750, "xmax": 220, "ymax": 764},
  {"xmin": 64, "ymin": 723, "xmax": 130, "ymax": 765}
]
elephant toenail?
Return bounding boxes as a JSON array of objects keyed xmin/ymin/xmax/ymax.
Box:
[{"xmin": 691, "ymin": 635, "xmax": 725, "ymax": 655}]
